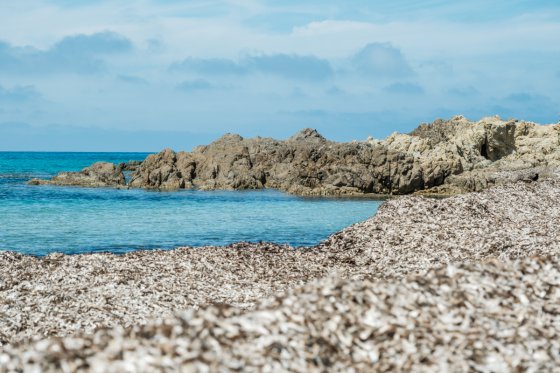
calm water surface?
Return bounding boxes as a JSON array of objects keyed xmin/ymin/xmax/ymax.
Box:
[{"xmin": 0, "ymin": 152, "xmax": 382, "ymax": 255}]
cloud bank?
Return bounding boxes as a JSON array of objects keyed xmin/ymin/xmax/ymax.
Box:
[
  {"xmin": 0, "ymin": 0, "xmax": 558, "ymax": 150},
  {"xmin": 172, "ymin": 53, "xmax": 333, "ymax": 81},
  {"xmin": 0, "ymin": 31, "xmax": 132, "ymax": 75}
]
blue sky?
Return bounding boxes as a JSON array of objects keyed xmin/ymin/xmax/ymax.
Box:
[{"xmin": 0, "ymin": 0, "xmax": 559, "ymax": 151}]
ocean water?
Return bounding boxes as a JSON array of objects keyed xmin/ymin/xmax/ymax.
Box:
[{"xmin": 0, "ymin": 152, "xmax": 382, "ymax": 256}]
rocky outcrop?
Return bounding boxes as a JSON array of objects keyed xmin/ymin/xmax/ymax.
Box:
[
  {"xmin": 32, "ymin": 116, "xmax": 560, "ymax": 195},
  {"xmin": 29, "ymin": 162, "xmax": 129, "ymax": 188}
]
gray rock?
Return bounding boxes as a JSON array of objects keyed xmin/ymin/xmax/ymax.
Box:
[{"xmin": 288, "ymin": 128, "xmax": 327, "ymax": 142}]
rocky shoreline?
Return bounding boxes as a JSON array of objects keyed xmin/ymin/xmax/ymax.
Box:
[
  {"xmin": 30, "ymin": 115, "xmax": 560, "ymax": 196},
  {"xmin": 2, "ymin": 176, "xmax": 559, "ymax": 371}
]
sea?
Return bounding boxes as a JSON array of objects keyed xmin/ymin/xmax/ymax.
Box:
[{"xmin": 0, "ymin": 152, "xmax": 382, "ymax": 256}]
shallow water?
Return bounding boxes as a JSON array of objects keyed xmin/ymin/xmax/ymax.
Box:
[{"xmin": 0, "ymin": 152, "xmax": 382, "ymax": 255}]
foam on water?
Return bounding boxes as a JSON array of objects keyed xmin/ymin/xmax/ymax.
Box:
[{"xmin": 0, "ymin": 152, "xmax": 382, "ymax": 255}]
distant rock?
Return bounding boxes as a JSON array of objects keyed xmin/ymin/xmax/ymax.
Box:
[
  {"xmin": 30, "ymin": 162, "xmax": 126, "ymax": 188},
  {"xmin": 288, "ymin": 128, "xmax": 326, "ymax": 142},
  {"xmin": 128, "ymin": 148, "xmax": 196, "ymax": 191},
  {"xmin": 32, "ymin": 116, "xmax": 560, "ymax": 195},
  {"xmin": 119, "ymin": 160, "xmax": 142, "ymax": 172}
]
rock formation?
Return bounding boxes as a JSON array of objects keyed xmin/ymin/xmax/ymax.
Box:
[
  {"xmin": 29, "ymin": 162, "xmax": 127, "ymax": 188},
  {"xmin": 31, "ymin": 115, "xmax": 560, "ymax": 195}
]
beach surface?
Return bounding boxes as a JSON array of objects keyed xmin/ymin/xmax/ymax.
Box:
[{"xmin": 1, "ymin": 176, "xmax": 559, "ymax": 371}]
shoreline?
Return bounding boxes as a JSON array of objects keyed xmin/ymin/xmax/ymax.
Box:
[
  {"xmin": 0, "ymin": 183, "xmax": 485, "ymax": 260},
  {"xmin": 3, "ymin": 185, "xmax": 387, "ymax": 257},
  {"xmin": 2, "ymin": 177, "xmax": 560, "ymax": 370},
  {"xmin": 0, "ymin": 179, "xmax": 560, "ymax": 371},
  {"xmin": 30, "ymin": 176, "xmax": 402, "ymax": 198}
]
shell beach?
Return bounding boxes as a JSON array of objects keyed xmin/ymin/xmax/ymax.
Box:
[{"xmin": 2, "ymin": 176, "xmax": 559, "ymax": 371}]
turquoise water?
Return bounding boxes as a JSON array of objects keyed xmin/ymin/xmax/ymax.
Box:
[{"xmin": 0, "ymin": 152, "xmax": 382, "ymax": 255}]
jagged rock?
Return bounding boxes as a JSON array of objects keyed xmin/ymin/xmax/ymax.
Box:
[
  {"xmin": 288, "ymin": 128, "xmax": 327, "ymax": 142},
  {"xmin": 32, "ymin": 116, "xmax": 560, "ymax": 195},
  {"xmin": 118, "ymin": 160, "xmax": 142, "ymax": 172},
  {"xmin": 128, "ymin": 148, "xmax": 197, "ymax": 190}
]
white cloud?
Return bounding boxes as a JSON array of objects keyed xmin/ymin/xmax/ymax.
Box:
[
  {"xmin": 0, "ymin": 0, "xmax": 558, "ymax": 150},
  {"xmin": 171, "ymin": 53, "xmax": 333, "ymax": 81}
]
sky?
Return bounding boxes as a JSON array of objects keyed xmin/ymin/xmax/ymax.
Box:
[{"xmin": 0, "ymin": 0, "xmax": 559, "ymax": 151}]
